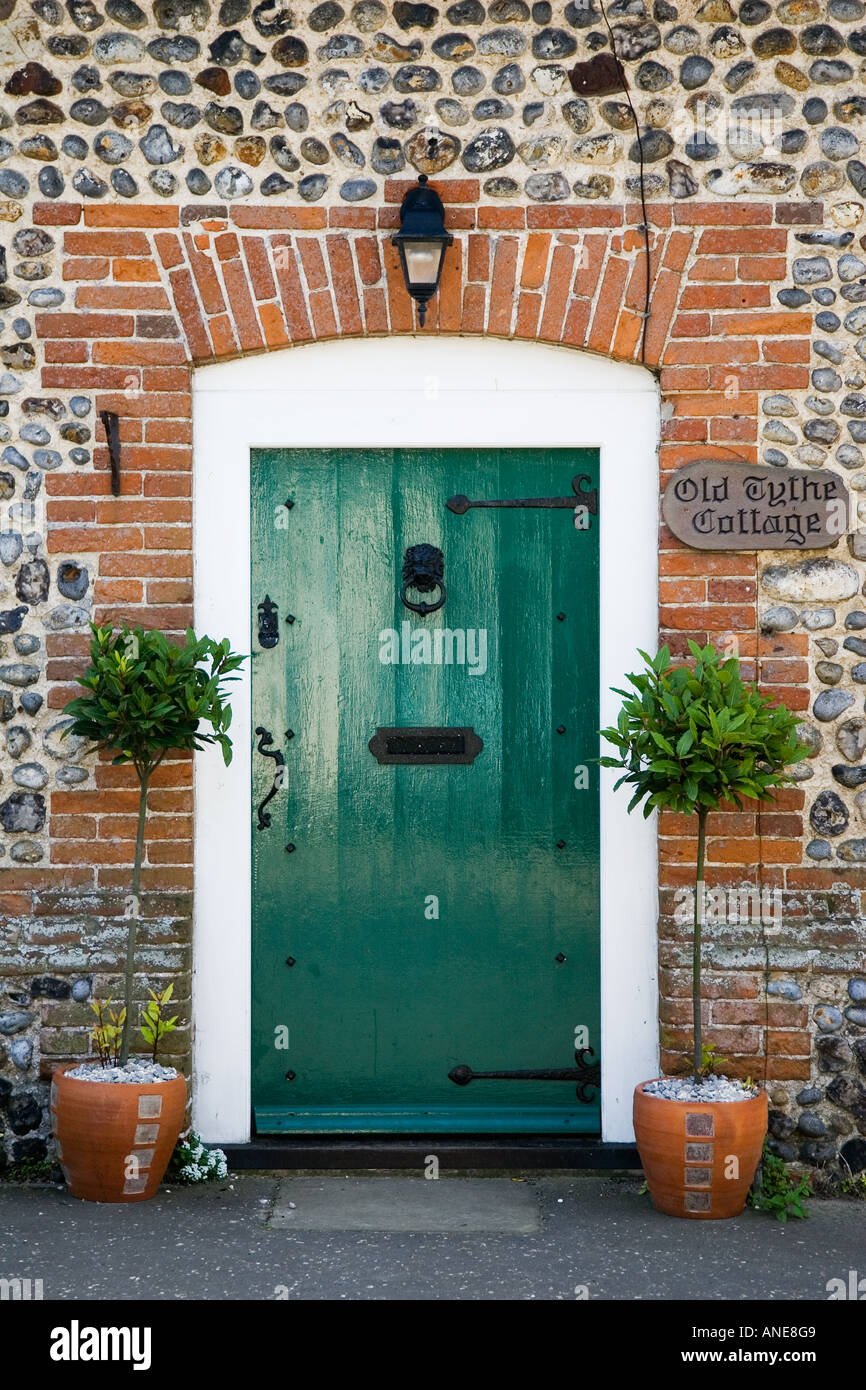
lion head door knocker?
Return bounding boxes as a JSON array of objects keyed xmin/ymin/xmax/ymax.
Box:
[{"xmin": 400, "ymin": 544, "xmax": 446, "ymax": 617}]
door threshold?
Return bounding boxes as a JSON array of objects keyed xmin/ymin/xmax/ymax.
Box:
[
  {"xmin": 253, "ymin": 1105, "xmax": 602, "ymax": 1133},
  {"xmin": 222, "ymin": 1136, "xmax": 640, "ymax": 1171}
]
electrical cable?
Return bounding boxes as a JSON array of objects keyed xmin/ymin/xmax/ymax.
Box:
[{"xmin": 596, "ymin": 0, "xmax": 652, "ymax": 364}]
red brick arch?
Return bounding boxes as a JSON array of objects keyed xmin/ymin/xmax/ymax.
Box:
[{"xmin": 151, "ymin": 192, "xmax": 686, "ymax": 365}]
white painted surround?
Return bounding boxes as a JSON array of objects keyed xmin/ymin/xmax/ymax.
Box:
[{"xmin": 192, "ymin": 336, "xmax": 660, "ymax": 1145}]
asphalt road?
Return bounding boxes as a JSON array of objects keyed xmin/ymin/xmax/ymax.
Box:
[{"xmin": 2, "ymin": 1172, "xmax": 864, "ymax": 1301}]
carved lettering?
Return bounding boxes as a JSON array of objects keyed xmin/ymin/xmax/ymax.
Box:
[{"xmin": 663, "ymin": 461, "xmax": 847, "ymax": 552}]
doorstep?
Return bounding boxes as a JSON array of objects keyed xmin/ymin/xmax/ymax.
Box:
[
  {"xmin": 268, "ymin": 1177, "xmax": 542, "ymax": 1233},
  {"xmin": 222, "ymin": 1136, "xmax": 641, "ymax": 1171}
]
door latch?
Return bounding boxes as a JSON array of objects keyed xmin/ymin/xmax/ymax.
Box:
[
  {"xmin": 448, "ymin": 1046, "xmax": 600, "ymax": 1104},
  {"xmin": 257, "ymin": 595, "xmax": 279, "ymax": 649}
]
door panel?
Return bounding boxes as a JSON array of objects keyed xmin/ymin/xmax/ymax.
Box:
[{"xmin": 251, "ymin": 449, "xmax": 600, "ymax": 1133}]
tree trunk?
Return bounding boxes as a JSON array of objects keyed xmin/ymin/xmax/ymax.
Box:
[
  {"xmin": 120, "ymin": 768, "xmax": 150, "ymax": 1067},
  {"xmin": 693, "ymin": 806, "xmax": 707, "ymax": 1084}
]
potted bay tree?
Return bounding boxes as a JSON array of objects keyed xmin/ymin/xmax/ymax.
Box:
[
  {"xmin": 600, "ymin": 641, "xmax": 804, "ymax": 1219},
  {"xmin": 51, "ymin": 625, "xmax": 244, "ymax": 1203}
]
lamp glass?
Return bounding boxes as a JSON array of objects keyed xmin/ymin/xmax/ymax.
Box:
[{"xmin": 402, "ymin": 240, "xmax": 445, "ymax": 288}]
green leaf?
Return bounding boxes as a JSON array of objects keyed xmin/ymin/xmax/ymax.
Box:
[
  {"xmin": 650, "ymin": 731, "xmax": 676, "ymax": 756},
  {"xmin": 675, "ymin": 728, "xmax": 693, "ymax": 756}
]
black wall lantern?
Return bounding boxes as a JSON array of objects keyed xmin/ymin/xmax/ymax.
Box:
[{"xmin": 391, "ymin": 174, "xmax": 453, "ymax": 328}]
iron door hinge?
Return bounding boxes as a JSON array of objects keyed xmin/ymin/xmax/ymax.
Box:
[{"xmin": 446, "ymin": 475, "xmax": 598, "ymax": 519}]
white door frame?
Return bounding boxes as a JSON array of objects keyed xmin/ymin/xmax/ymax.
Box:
[{"xmin": 192, "ymin": 336, "xmax": 660, "ymax": 1145}]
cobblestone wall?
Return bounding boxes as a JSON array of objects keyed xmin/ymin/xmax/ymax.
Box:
[{"xmin": 1, "ymin": 0, "xmax": 866, "ymax": 1166}]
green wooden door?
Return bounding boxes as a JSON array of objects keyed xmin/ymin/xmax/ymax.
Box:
[{"xmin": 251, "ymin": 449, "xmax": 600, "ymax": 1133}]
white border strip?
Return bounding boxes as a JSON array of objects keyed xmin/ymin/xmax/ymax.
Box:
[{"xmin": 192, "ymin": 336, "xmax": 659, "ymax": 1144}]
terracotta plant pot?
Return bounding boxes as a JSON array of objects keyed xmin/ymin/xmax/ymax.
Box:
[
  {"xmin": 633, "ymin": 1079, "xmax": 768, "ymax": 1220},
  {"xmin": 51, "ymin": 1064, "xmax": 187, "ymax": 1203}
]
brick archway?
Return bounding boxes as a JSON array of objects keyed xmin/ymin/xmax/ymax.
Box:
[
  {"xmin": 152, "ymin": 193, "xmax": 687, "ymax": 365},
  {"xmin": 44, "ymin": 192, "xmax": 701, "ymax": 371}
]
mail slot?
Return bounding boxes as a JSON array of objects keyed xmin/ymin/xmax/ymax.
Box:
[
  {"xmin": 388, "ymin": 733, "xmax": 464, "ymax": 756},
  {"xmin": 368, "ymin": 726, "xmax": 484, "ymax": 765}
]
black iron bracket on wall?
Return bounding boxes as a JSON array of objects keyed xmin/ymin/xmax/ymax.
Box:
[
  {"xmin": 449, "ymin": 1046, "xmax": 600, "ymax": 1105},
  {"xmin": 98, "ymin": 409, "xmax": 121, "ymax": 497}
]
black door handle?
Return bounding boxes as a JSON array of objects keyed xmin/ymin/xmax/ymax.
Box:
[{"xmin": 254, "ymin": 726, "xmax": 285, "ymax": 831}]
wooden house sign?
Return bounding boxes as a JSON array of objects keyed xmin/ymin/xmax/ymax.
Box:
[{"xmin": 662, "ymin": 460, "xmax": 848, "ymax": 552}]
